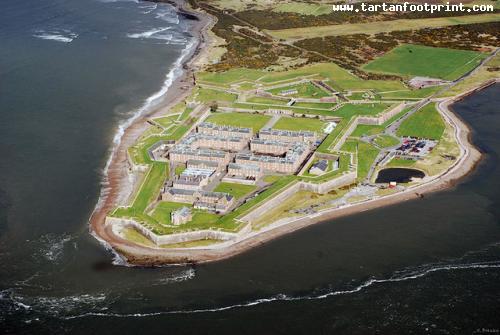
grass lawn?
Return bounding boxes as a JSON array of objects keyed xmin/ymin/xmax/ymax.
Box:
[
  {"xmin": 351, "ymin": 124, "xmax": 384, "ymax": 137},
  {"xmin": 205, "ymin": 112, "xmax": 271, "ymax": 131},
  {"xmin": 273, "ymin": 116, "xmax": 326, "ymax": 133},
  {"xmin": 266, "ymin": 82, "xmax": 330, "ymax": 98},
  {"xmin": 195, "ymin": 87, "xmax": 237, "ymax": 103},
  {"xmin": 293, "ymin": 102, "xmax": 336, "ymax": 109},
  {"xmin": 357, "ymin": 141, "xmax": 380, "ymax": 180},
  {"xmin": 373, "ymin": 134, "xmax": 400, "ymax": 148},
  {"xmin": 131, "ymin": 163, "xmax": 168, "ymax": 212},
  {"xmin": 387, "ymin": 158, "xmax": 417, "ymax": 168},
  {"xmin": 214, "ymin": 182, "xmax": 257, "ymax": 199},
  {"xmin": 340, "ymin": 139, "xmax": 358, "ymax": 153},
  {"xmin": 363, "ymin": 44, "xmax": 487, "ymax": 81},
  {"xmin": 379, "ymin": 86, "xmax": 441, "ymax": 100},
  {"xmin": 317, "ymin": 117, "xmax": 352, "ymax": 152},
  {"xmin": 397, "ymin": 104, "xmax": 445, "ymax": 140},
  {"xmin": 216, "ymin": 176, "xmax": 297, "ymax": 226},
  {"xmin": 151, "ymin": 201, "xmax": 187, "ymax": 225},
  {"xmin": 440, "ymin": 53, "xmax": 500, "ymax": 97},
  {"xmin": 246, "ymin": 96, "xmax": 289, "ymax": 105},
  {"xmin": 197, "ymin": 68, "xmax": 265, "ymax": 86},
  {"xmin": 335, "ymin": 103, "xmax": 393, "ymax": 118}
]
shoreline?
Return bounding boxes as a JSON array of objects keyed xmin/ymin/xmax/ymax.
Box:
[
  {"xmin": 89, "ymin": 2, "xmax": 489, "ymax": 266},
  {"xmin": 88, "ymin": 0, "xmax": 215, "ymax": 263}
]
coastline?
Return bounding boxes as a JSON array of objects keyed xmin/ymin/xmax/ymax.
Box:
[
  {"xmin": 89, "ymin": 2, "xmax": 489, "ymax": 266},
  {"xmin": 88, "ymin": 0, "xmax": 215, "ymax": 263}
]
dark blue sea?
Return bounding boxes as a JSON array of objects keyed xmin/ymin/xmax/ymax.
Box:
[{"xmin": 1, "ymin": 0, "xmax": 499, "ymax": 333}]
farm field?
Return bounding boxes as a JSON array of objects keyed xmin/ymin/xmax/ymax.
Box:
[
  {"xmin": 397, "ymin": 104, "xmax": 445, "ymax": 140},
  {"xmin": 265, "ymin": 13, "xmax": 500, "ymax": 40},
  {"xmin": 273, "ymin": 116, "xmax": 326, "ymax": 133},
  {"xmin": 204, "ymin": 112, "xmax": 271, "ymax": 131},
  {"xmin": 363, "ymin": 44, "xmax": 487, "ymax": 81}
]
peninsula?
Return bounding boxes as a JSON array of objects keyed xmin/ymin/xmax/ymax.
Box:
[{"xmin": 90, "ymin": 0, "xmax": 500, "ymax": 265}]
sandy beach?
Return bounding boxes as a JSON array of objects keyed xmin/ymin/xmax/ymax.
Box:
[{"xmin": 89, "ymin": 1, "xmax": 491, "ymax": 266}]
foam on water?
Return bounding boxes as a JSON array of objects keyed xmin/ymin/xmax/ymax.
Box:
[
  {"xmin": 153, "ymin": 268, "xmax": 196, "ymax": 285},
  {"xmin": 34, "ymin": 233, "xmax": 75, "ymax": 263},
  {"xmin": 33, "ymin": 30, "xmax": 78, "ymax": 43},
  {"xmin": 93, "ymin": 33, "xmax": 196, "ymax": 215},
  {"xmin": 61, "ymin": 260, "xmax": 500, "ymax": 319}
]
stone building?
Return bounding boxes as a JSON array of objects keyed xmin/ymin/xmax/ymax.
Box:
[
  {"xmin": 197, "ymin": 122, "xmax": 253, "ymax": 138},
  {"xmin": 259, "ymin": 128, "xmax": 317, "ymax": 144},
  {"xmin": 170, "ymin": 207, "xmax": 192, "ymax": 225},
  {"xmin": 227, "ymin": 162, "xmax": 263, "ymax": 180},
  {"xmin": 162, "ymin": 188, "xmax": 234, "ymax": 214}
]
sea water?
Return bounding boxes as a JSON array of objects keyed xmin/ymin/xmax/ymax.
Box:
[{"xmin": 1, "ymin": 0, "xmax": 499, "ymax": 333}]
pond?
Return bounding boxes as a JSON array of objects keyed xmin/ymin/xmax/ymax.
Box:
[{"xmin": 375, "ymin": 167, "xmax": 425, "ymax": 183}]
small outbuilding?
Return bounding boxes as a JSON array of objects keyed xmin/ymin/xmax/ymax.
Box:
[
  {"xmin": 170, "ymin": 207, "xmax": 193, "ymax": 225},
  {"xmin": 309, "ymin": 159, "xmax": 329, "ymax": 175}
]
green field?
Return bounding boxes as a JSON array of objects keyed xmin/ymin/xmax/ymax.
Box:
[
  {"xmin": 195, "ymin": 87, "xmax": 238, "ymax": 103},
  {"xmin": 293, "ymin": 102, "xmax": 336, "ymax": 109},
  {"xmin": 214, "ymin": 183, "xmax": 257, "ymax": 199},
  {"xmin": 357, "ymin": 142, "xmax": 380, "ymax": 180},
  {"xmin": 379, "ymin": 86, "xmax": 441, "ymax": 100},
  {"xmin": 198, "ymin": 62, "xmax": 407, "ymax": 94},
  {"xmin": 112, "ymin": 162, "xmax": 169, "ymax": 230},
  {"xmin": 205, "ymin": 112, "xmax": 271, "ymax": 131},
  {"xmin": 267, "ymin": 82, "xmax": 330, "ymax": 98},
  {"xmin": 150, "ymin": 202, "xmax": 187, "ymax": 225},
  {"xmin": 397, "ymin": 104, "xmax": 445, "ymax": 140},
  {"xmin": 197, "ymin": 68, "xmax": 265, "ymax": 85},
  {"xmin": 340, "ymin": 139, "xmax": 358, "ymax": 153},
  {"xmin": 373, "ymin": 134, "xmax": 400, "ymax": 148},
  {"xmin": 246, "ymin": 96, "xmax": 289, "ymax": 105},
  {"xmin": 363, "ymin": 44, "xmax": 487, "ymax": 81},
  {"xmin": 351, "ymin": 124, "xmax": 384, "ymax": 137},
  {"xmin": 273, "ymin": 117, "xmax": 326, "ymax": 133},
  {"xmin": 335, "ymin": 103, "xmax": 393, "ymax": 118}
]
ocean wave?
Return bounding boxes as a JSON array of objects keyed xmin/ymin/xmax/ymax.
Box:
[
  {"xmin": 33, "ymin": 29, "xmax": 78, "ymax": 43},
  {"xmin": 0, "ymin": 289, "xmax": 109, "ymax": 317},
  {"xmin": 153, "ymin": 268, "xmax": 196, "ymax": 285},
  {"xmin": 126, "ymin": 27, "xmax": 187, "ymax": 45},
  {"xmin": 126, "ymin": 27, "xmax": 172, "ymax": 39},
  {"xmin": 94, "ymin": 36, "xmax": 196, "ymax": 217},
  {"xmin": 138, "ymin": 3, "xmax": 157, "ymax": 14},
  {"xmin": 154, "ymin": 7, "xmax": 180, "ymax": 25},
  {"xmin": 61, "ymin": 260, "xmax": 500, "ymax": 320}
]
